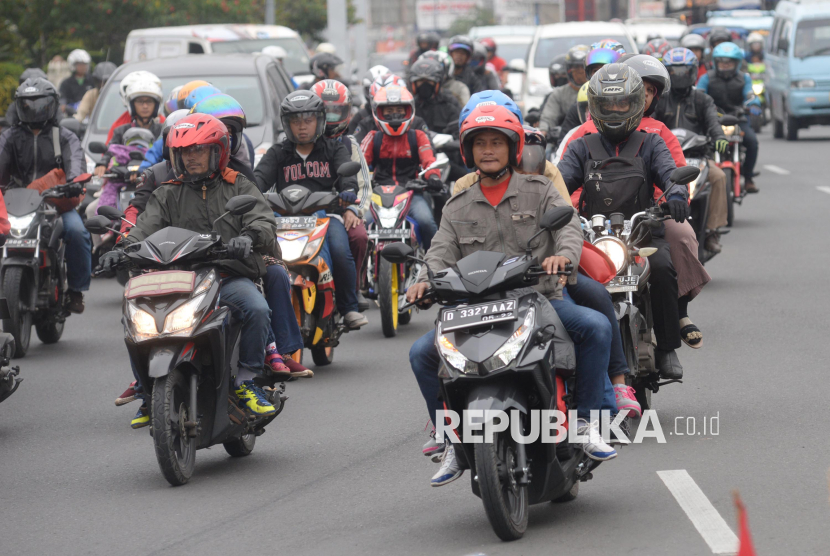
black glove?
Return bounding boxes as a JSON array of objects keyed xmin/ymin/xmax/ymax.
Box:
[
  {"xmin": 666, "ymin": 199, "xmax": 690, "ymax": 223},
  {"xmin": 227, "ymin": 235, "xmax": 253, "ymax": 260},
  {"xmin": 65, "ymin": 182, "xmax": 85, "ymax": 197},
  {"xmin": 338, "ymin": 190, "xmax": 358, "ymax": 204},
  {"xmin": 0, "ymin": 233, "xmax": 6, "ymax": 247},
  {"xmin": 427, "ymin": 176, "xmax": 444, "ymax": 192},
  {"xmin": 101, "ymin": 249, "xmax": 124, "ymax": 272}
]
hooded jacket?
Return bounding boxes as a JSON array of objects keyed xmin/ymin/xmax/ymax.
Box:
[{"xmin": 0, "ymin": 121, "xmax": 84, "ymax": 187}]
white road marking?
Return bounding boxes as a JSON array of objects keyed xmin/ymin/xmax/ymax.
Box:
[
  {"xmin": 763, "ymin": 164, "xmax": 790, "ymax": 175},
  {"xmin": 657, "ymin": 470, "xmax": 738, "ymax": 555},
  {"xmin": 817, "ymin": 186, "xmax": 830, "ymax": 195}
]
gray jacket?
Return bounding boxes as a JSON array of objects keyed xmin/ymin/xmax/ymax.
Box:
[
  {"xmin": 419, "ymin": 171, "xmax": 582, "ymax": 300},
  {"xmin": 539, "ymin": 84, "xmax": 579, "ymax": 132}
]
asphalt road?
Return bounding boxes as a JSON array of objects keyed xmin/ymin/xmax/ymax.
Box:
[{"xmin": 2, "ymin": 127, "xmax": 830, "ymax": 556}]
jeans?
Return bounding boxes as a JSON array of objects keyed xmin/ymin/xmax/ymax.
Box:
[
  {"xmin": 262, "ymin": 264, "xmax": 303, "ymax": 355},
  {"xmin": 408, "ymin": 194, "xmax": 438, "ymax": 250},
  {"xmin": 219, "ymin": 276, "xmax": 271, "ymax": 375},
  {"xmin": 738, "ymin": 120, "xmax": 758, "ymax": 180},
  {"xmin": 409, "ymin": 296, "xmax": 616, "ymax": 429},
  {"xmin": 61, "ymin": 209, "xmax": 91, "ymax": 292},
  {"xmin": 317, "ymin": 213, "xmax": 359, "ymax": 314}
]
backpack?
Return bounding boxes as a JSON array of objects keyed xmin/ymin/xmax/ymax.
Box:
[{"xmin": 579, "ymin": 131, "xmax": 650, "ymax": 219}]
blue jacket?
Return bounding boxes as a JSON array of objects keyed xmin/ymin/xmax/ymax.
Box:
[{"xmin": 138, "ymin": 136, "xmax": 164, "ymax": 172}]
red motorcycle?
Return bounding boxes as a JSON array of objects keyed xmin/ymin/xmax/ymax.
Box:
[{"xmin": 714, "ymin": 114, "xmax": 743, "ymax": 227}]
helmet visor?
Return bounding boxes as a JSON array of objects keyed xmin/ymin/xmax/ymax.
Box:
[
  {"xmin": 18, "ymin": 96, "xmax": 55, "ymax": 124},
  {"xmin": 668, "ymin": 66, "xmax": 696, "ymax": 89},
  {"xmin": 324, "ymin": 104, "xmax": 351, "ymax": 124},
  {"xmin": 519, "ymin": 144, "xmax": 546, "ymax": 175},
  {"xmin": 715, "ymin": 59, "xmax": 737, "ymax": 73},
  {"xmin": 590, "ymin": 94, "xmax": 644, "ymax": 121},
  {"xmin": 171, "ymin": 144, "xmax": 221, "ymax": 182}
]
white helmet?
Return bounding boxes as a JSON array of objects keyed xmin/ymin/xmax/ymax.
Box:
[
  {"xmin": 262, "ymin": 45, "xmax": 288, "ymax": 60},
  {"xmin": 119, "ymin": 71, "xmax": 162, "ymax": 107},
  {"xmin": 316, "ymin": 42, "xmax": 337, "ymax": 54},
  {"xmin": 67, "ymin": 49, "xmax": 91, "ymax": 71},
  {"xmin": 125, "ymin": 77, "xmax": 163, "ymax": 119}
]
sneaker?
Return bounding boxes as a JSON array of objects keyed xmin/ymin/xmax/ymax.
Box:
[
  {"xmin": 282, "ymin": 354, "xmax": 313, "ymax": 378},
  {"xmin": 115, "ymin": 380, "xmax": 138, "ymax": 406},
  {"xmin": 431, "ymin": 443, "xmax": 464, "ymax": 487},
  {"xmin": 265, "ymin": 352, "xmax": 292, "ymax": 380},
  {"xmin": 423, "ymin": 428, "xmax": 445, "ymax": 460},
  {"xmin": 745, "ymin": 180, "xmax": 759, "ymax": 194},
  {"xmin": 344, "ymin": 311, "xmax": 368, "ymax": 329},
  {"xmin": 131, "ymin": 405, "xmax": 149, "ymax": 429},
  {"xmin": 576, "ymin": 418, "xmax": 617, "ymax": 461},
  {"xmin": 613, "ymin": 384, "xmax": 642, "ymax": 418},
  {"xmin": 67, "ymin": 291, "xmax": 85, "ymax": 314},
  {"xmin": 704, "ymin": 233, "xmax": 722, "ymax": 254},
  {"xmin": 235, "ymin": 381, "xmax": 277, "ymax": 416},
  {"xmin": 357, "ymin": 291, "xmax": 370, "ymax": 312}
]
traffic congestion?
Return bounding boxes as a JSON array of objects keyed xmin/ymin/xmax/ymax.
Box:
[{"xmin": 1, "ymin": 3, "xmax": 830, "ymax": 554}]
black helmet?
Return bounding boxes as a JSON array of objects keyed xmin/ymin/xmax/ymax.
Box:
[
  {"xmin": 709, "ymin": 27, "xmax": 731, "ymax": 48},
  {"xmin": 617, "ymin": 54, "xmax": 669, "ymax": 116},
  {"xmin": 549, "ymin": 54, "xmax": 568, "ymax": 87},
  {"xmin": 419, "ymin": 51, "xmax": 454, "ymax": 84},
  {"xmin": 92, "ymin": 62, "xmax": 117, "ymax": 89},
  {"xmin": 280, "ymin": 90, "xmax": 326, "ymax": 144},
  {"xmin": 409, "ymin": 58, "xmax": 444, "ymax": 85},
  {"xmin": 587, "ymin": 63, "xmax": 645, "ymax": 144},
  {"xmin": 15, "ymin": 77, "xmax": 59, "ymax": 129},
  {"xmin": 416, "ymin": 32, "xmax": 440, "ymax": 51},
  {"xmin": 565, "ymin": 45, "xmax": 590, "ymax": 86},
  {"xmin": 19, "ymin": 68, "xmax": 47, "ymax": 85},
  {"xmin": 310, "ymin": 52, "xmax": 344, "ymax": 79}
]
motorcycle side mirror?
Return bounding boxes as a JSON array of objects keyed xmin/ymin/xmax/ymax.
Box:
[
  {"xmin": 60, "ymin": 117, "xmax": 83, "ymax": 139},
  {"xmin": 432, "ymin": 133, "xmax": 454, "ymax": 149},
  {"xmin": 670, "ymin": 166, "xmax": 700, "ymax": 186},
  {"xmin": 129, "ymin": 151, "xmax": 145, "ymax": 161},
  {"xmin": 88, "ymin": 141, "xmax": 107, "ymax": 154},
  {"xmin": 97, "ymin": 205, "xmax": 125, "ymax": 220},
  {"xmin": 380, "ymin": 242, "xmax": 414, "ymax": 264},
  {"xmin": 225, "ymin": 195, "xmax": 259, "ymax": 215},
  {"xmin": 85, "ymin": 215, "xmax": 115, "ymax": 234},
  {"xmin": 539, "ymin": 206, "xmax": 574, "ymax": 231},
  {"xmin": 337, "ymin": 161, "xmax": 362, "ymax": 178},
  {"xmin": 719, "ymin": 115, "xmax": 740, "ymax": 126},
  {"xmin": 73, "ymin": 173, "xmax": 93, "ymax": 184}
]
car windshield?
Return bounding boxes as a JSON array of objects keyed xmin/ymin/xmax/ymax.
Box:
[
  {"xmin": 94, "ymin": 75, "xmax": 265, "ymax": 133},
  {"xmin": 534, "ymin": 36, "xmax": 633, "ymax": 67},
  {"xmin": 495, "ymin": 43, "xmax": 531, "ymax": 64},
  {"xmin": 210, "ymin": 38, "xmax": 310, "ymax": 75},
  {"xmin": 794, "ymin": 18, "xmax": 830, "ymax": 58}
]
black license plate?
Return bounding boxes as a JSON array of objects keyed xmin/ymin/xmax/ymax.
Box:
[
  {"xmin": 276, "ymin": 216, "xmax": 317, "ymax": 230},
  {"xmin": 606, "ymin": 275, "xmax": 639, "ymax": 293},
  {"xmin": 441, "ymin": 299, "xmax": 517, "ymax": 332},
  {"xmin": 5, "ymin": 238, "xmax": 37, "ymax": 249},
  {"xmin": 377, "ymin": 228, "xmax": 409, "ymax": 239}
]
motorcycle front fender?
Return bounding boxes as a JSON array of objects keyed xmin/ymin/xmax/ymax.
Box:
[
  {"xmin": 147, "ymin": 345, "xmax": 179, "ymax": 379},
  {"xmin": 466, "ymin": 381, "xmax": 529, "ymax": 419}
]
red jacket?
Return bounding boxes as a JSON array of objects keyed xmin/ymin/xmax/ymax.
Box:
[
  {"xmin": 106, "ymin": 111, "xmax": 165, "ymax": 144},
  {"xmin": 361, "ymin": 129, "xmax": 440, "ymax": 185},
  {"xmin": 0, "ymin": 191, "xmax": 9, "ymax": 235}
]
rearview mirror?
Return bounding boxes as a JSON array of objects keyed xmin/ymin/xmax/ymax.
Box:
[
  {"xmin": 539, "ymin": 206, "xmax": 574, "ymax": 232},
  {"xmin": 85, "ymin": 215, "xmax": 115, "ymax": 234},
  {"xmin": 337, "ymin": 161, "xmax": 362, "ymax": 178},
  {"xmin": 88, "ymin": 141, "xmax": 107, "ymax": 154},
  {"xmin": 719, "ymin": 115, "xmax": 740, "ymax": 126},
  {"xmin": 225, "ymin": 195, "xmax": 259, "ymax": 215},
  {"xmin": 97, "ymin": 205, "xmax": 125, "ymax": 220},
  {"xmin": 380, "ymin": 242, "xmax": 414, "ymax": 264},
  {"xmin": 432, "ymin": 133, "xmax": 454, "ymax": 149},
  {"xmin": 507, "ymin": 58, "xmax": 527, "ymax": 73},
  {"xmin": 670, "ymin": 166, "xmax": 700, "ymax": 186}
]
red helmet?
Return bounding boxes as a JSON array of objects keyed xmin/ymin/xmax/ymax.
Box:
[
  {"xmin": 459, "ymin": 104, "xmax": 524, "ymax": 168},
  {"xmin": 311, "ymin": 79, "xmax": 352, "ymax": 138},
  {"xmin": 371, "ymin": 85, "xmax": 415, "ymax": 137},
  {"xmin": 479, "ymin": 37, "xmax": 497, "ymax": 53},
  {"xmin": 167, "ymin": 113, "xmax": 230, "ymax": 182},
  {"xmin": 369, "ymin": 73, "xmax": 406, "ymax": 100}
]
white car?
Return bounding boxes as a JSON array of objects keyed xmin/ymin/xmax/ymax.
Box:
[
  {"xmin": 523, "ymin": 21, "xmax": 638, "ymax": 111},
  {"xmin": 470, "ymin": 25, "xmax": 536, "ymax": 101},
  {"xmin": 625, "ymin": 18, "xmax": 689, "ymax": 50}
]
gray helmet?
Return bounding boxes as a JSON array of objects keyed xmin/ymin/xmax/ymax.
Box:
[
  {"xmin": 708, "ymin": 27, "xmax": 731, "ymax": 48},
  {"xmin": 122, "ymin": 127, "xmax": 156, "ymax": 151},
  {"xmin": 15, "ymin": 77, "xmax": 59, "ymax": 128},
  {"xmin": 419, "ymin": 51, "xmax": 454, "ymax": 84},
  {"xmin": 280, "ymin": 91, "xmax": 326, "ymax": 144},
  {"xmin": 409, "ymin": 58, "xmax": 444, "ymax": 85},
  {"xmin": 549, "ymin": 54, "xmax": 568, "ymax": 87},
  {"xmin": 680, "ymin": 33, "xmax": 707, "ymax": 52},
  {"xmin": 587, "ymin": 63, "xmax": 645, "ymax": 144},
  {"xmin": 92, "ymin": 62, "xmax": 117, "ymax": 88},
  {"xmin": 617, "ymin": 54, "xmax": 669, "ymax": 116},
  {"xmin": 19, "ymin": 68, "xmax": 47, "ymax": 85},
  {"xmin": 310, "ymin": 52, "xmax": 344, "ymax": 79}
]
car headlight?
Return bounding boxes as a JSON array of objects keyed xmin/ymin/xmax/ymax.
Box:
[
  {"xmin": 437, "ymin": 333, "xmax": 479, "ymax": 375},
  {"xmin": 8, "ymin": 213, "xmax": 36, "ymax": 238},
  {"xmin": 593, "ymin": 236, "xmax": 628, "ymax": 274},
  {"xmin": 377, "ymin": 205, "xmax": 404, "ymax": 229},
  {"xmin": 301, "ymin": 237, "xmax": 323, "ymax": 260},
  {"xmin": 163, "ymin": 294, "xmax": 206, "ymax": 335},
  {"xmin": 791, "ymin": 79, "xmax": 815, "ymax": 89},
  {"xmin": 752, "ymin": 83, "xmax": 764, "ymax": 96},
  {"xmin": 254, "ymin": 142, "xmax": 272, "ymax": 168},
  {"xmin": 279, "ymin": 235, "xmax": 309, "ymax": 262},
  {"xmin": 721, "ymin": 125, "xmax": 736, "ymax": 136},
  {"xmin": 483, "ymin": 307, "xmax": 535, "ymax": 372},
  {"xmin": 128, "ymin": 302, "xmax": 159, "ymax": 338}
]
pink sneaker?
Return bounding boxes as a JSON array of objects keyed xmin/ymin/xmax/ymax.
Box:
[
  {"xmin": 115, "ymin": 381, "xmax": 138, "ymax": 406},
  {"xmin": 614, "ymin": 384, "xmax": 642, "ymax": 418}
]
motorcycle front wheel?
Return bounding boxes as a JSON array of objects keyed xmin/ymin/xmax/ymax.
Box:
[
  {"xmin": 152, "ymin": 368, "xmax": 197, "ymax": 486},
  {"xmin": 2, "ymin": 267, "xmax": 33, "ymax": 357},
  {"xmin": 723, "ymin": 168, "xmax": 735, "ymax": 227},
  {"xmin": 475, "ymin": 431, "xmax": 528, "ymax": 541},
  {"xmin": 378, "ymin": 257, "xmax": 399, "ymax": 338},
  {"xmin": 224, "ymin": 433, "xmax": 256, "ymax": 457},
  {"xmin": 35, "ymin": 321, "xmax": 64, "ymax": 344}
]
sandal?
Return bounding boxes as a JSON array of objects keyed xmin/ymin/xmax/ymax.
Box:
[{"xmin": 679, "ymin": 317, "xmax": 703, "ymax": 349}]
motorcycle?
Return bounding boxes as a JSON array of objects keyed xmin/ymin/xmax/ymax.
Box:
[
  {"xmin": 0, "ymin": 303, "xmax": 20, "ymax": 404},
  {"xmin": 84, "ymin": 195, "xmax": 289, "ymax": 486},
  {"xmin": 671, "ymin": 128, "xmax": 720, "ymax": 263},
  {"xmin": 748, "ymin": 62, "xmax": 767, "ymax": 133},
  {"xmin": 582, "ymin": 167, "xmax": 700, "ymax": 411},
  {"xmin": 380, "ymin": 206, "xmax": 600, "ymax": 541},
  {"xmin": 264, "ymin": 162, "xmax": 362, "ymax": 367},
  {"xmin": 714, "ymin": 114, "xmax": 743, "ymax": 227},
  {"xmin": 1, "ymin": 174, "xmax": 91, "ymax": 357}
]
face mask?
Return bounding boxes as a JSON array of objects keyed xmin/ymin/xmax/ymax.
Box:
[{"xmin": 416, "ymin": 82, "xmax": 435, "ymax": 101}]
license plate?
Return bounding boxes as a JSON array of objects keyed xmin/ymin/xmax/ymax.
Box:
[
  {"xmin": 606, "ymin": 275, "xmax": 639, "ymax": 293},
  {"xmin": 5, "ymin": 238, "xmax": 37, "ymax": 249},
  {"xmin": 377, "ymin": 228, "xmax": 409, "ymax": 239},
  {"xmin": 276, "ymin": 216, "xmax": 317, "ymax": 230},
  {"xmin": 727, "ymin": 135, "xmax": 742, "ymax": 142},
  {"xmin": 441, "ymin": 299, "xmax": 517, "ymax": 332},
  {"xmin": 685, "ymin": 158, "xmax": 701, "ymax": 168}
]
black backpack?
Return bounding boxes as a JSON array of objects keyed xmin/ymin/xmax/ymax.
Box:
[{"xmin": 579, "ymin": 131, "xmax": 650, "ymax": 219}]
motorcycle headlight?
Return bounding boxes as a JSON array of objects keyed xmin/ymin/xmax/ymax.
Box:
[
  {"xmin": 377, "ymin": 205, "xmax": 404, "ymax": 229},
  {"xmin": 721, "ymin": 125, "xmax": 736, "ymax": 136},
  {"xmin": 593, "ymin": 236, "xmax": 628, "ymax": 274},
  {"xmin": 163, "ymin": 294, "xmax": 206, "ymax": 335},
  {"xmin": 127, "ymin": 302, "xmax": 159, "ymax": 338},
  {"xmin": 301, "ymin": 237, "xmax": 323, "ymax": 260},
  {"xmin": 8, "ymin": 213, "xmax": 36, "ymax": 238},
  {"xmin": 752, "ymin": 83, "xmax": 764, "ymax": 96},
  {"xmin": 279, "ymin": 235, "xmax": 309, "ymax": 262},
  {"xmin": 688, "ymin": 160, "xmax": 706, "ymax": 199},
  {"xmin": 437, "ymin": 333, "xmax": 479, "ymax": 375},
  {"xmin": 483, "ymin": 307, "xmax": 535, "ymax": 372}
]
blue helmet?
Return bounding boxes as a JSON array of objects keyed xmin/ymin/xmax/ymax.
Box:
[
  {"xmin": 458, "ymin": 90, "xmax": 523, "ymax": 131},
  {"xmin": 664, "ymin": 48, "xmax": 699, "ymax": 92},
  {"xmin": 712, "ymin": 42, "xmax": 744, "ymax": 78}
]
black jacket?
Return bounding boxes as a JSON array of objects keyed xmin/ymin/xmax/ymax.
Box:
[
  {"xmin": 558, "ymin": 103, "xmax": 583, "ymax": 144},
  {"xmin": 655, "ymin": 89, "xmax": 725, "ymax": 144},
  {"xmin": 59, "ymin": 76, "xmax": 92, "ymax": 108},
  {"xmin": 454, "ymin": 66, "xmax": 483, "ymax": 95},
  {"xmin": 414, "ymin": 92, "xmax": 461, "ymax": 137},
  {"xmin": 352, "ymin": 114, "xmax": 430, "ymax": 144},
  {"xmin": 98, "ymin": 121, "xmax": 163, "ymax": 169},
  {"xmin": 254, "ymin": 137, "xmax": 357, "ymax": 195},
  {"xmin": 0, "ymin": 122, "xmax": 84, "ymax": 188},
  {"xmin": 349, "ymin": 106, "xmax": 371, "ymax": 135}
]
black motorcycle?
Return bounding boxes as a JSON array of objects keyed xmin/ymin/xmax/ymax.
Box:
[
  {"xmin": 1, "ymin": 174, "xmax": 90, "ymax": 356},
  {"xmin": 381, "ymin": 207, "xmax": 601, "ymax": 541},
  {"xmin": 85, "ymin": 195, "xmax": 289, "ymax": 486},
  {"xmin": 0, "ymin": 301, "xmax": 21, "ymax": 403}
]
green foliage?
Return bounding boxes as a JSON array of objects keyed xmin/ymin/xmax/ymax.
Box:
[
  {"xmin": 0, "ymin": 62, "xmax": 25, "ymax": 116},
  {"xmin": 446, "ymin": 8, "xmax": 496, "ymax": 37}
]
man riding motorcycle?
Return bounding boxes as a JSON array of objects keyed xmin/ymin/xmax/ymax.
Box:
[
  {"xmin": 74, "ymin": 61, "xmax": 116, "ymax": 123},
  {"xmin": 447, "ymin": 35, "xmax": 483, "ymax": 95},
  {"xmin": 418, "ymin": 50, "xmax": 471, "ymax": 107},
  {"xmin": 352, "ymin": 65, "xmax": 390, "ymax": 135},
  {"xmin": 696, "ymin": 42, "xmax": 760, "ymax": 193},
  {"xmin": 680, "ymin": 33, "xmax": 708, "ymax": 81},
  {"xmin": 657, "ymin": 47, "xmax": 731, "ymax": 253},
  {"xmin": 59, "ymin": 49, "xmax": 92, "ymax": 117},
  {"xmin": 0, "ymin": 77, "xmax": 90, "ymax": 314},
  {"xmin": 409, "ymin": 58, "xmax": 462, "ymax": 136},
  {"xmin": 254, "ymin": 91, "xmax": 368, "ymax": 329},
  {"xmin": 409, "ymin": 32, "xmax": 440, "ymax": 67},
  {"xmin": 539, "ymin": 45, "xmax": 590, "ymax": 135}
]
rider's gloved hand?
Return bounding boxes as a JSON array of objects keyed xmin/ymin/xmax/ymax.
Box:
[
  {"xmin": 715, "ymin": 139, "xmax": 729, "ymax": 153},
  {"xmin": 666, "ymin": 199, "xmax": 690, "ymax": 223},
  {"xmin": 338, "ymin": 190, "xmax": 358, "ymax": 204},
  {"xmin": 65, "ymin": 182, "xmax": 85, "ymax": 197},
  {"xmin": 227, "ymin": 235, "xmax": 253, "ymax": 260},
  {"xmin": 427, "ymin": 176, "xmax": 444, "ymax": 192},
  {"xmin": 101, "ymin": 250, "xmax": 123, "ymax": 272}
]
